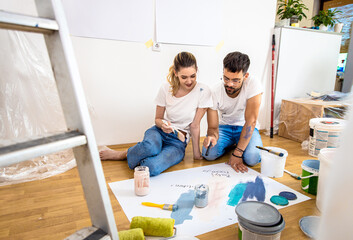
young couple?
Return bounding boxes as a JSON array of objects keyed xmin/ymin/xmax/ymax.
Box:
[{"xmin": 100, "ymin": 51, "xmax": 263, "ymax": 176}]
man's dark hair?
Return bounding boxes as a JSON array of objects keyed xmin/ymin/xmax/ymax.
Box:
[{"xmin": 223, "ymin": 51, "xmax": 250, "ymax": 74}]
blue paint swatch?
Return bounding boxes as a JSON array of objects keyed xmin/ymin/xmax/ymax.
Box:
[
  {"xmin": 242, "ymin": 176, "xmax": 266, "ymax": 202},
  {"xmin": 279, "ymin": 191, "xmax": 297, "ymax": 200},
  {"xmin": 171, "ymin": 190, "xmax": 195, "ymax": 225},
  {"xmin": 227, "ymin": 177, "xmax": 266, "ymax": 206}
]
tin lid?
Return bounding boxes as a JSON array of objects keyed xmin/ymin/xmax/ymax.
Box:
[
  {"xmin": 235, "ymin": 201, "xmax": 281, "ymax": 226},
  {"xmin": 239, "ymin": 214, "xmax": 285, "ymax": 235}
]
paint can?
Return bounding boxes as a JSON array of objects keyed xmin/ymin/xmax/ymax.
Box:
[
  {"xmin": 194, "ymin": 184, "xmax": 209, "ymax": 208},
  {"xmin": 308, "ymin": 118, "xmax": 346, "ymax": 157},
  {"xmin": 260, "ymin": 147, "xmax": 288, "ymax": 178},
  {"xmin": 317, "ymin": 148, "xmax": 336, "ymax": 212},
  {"xmin": 235, "ymin": 201, "xmax": 285, "ymax": 240},
  {"xmin": 301, "ymin": 160, "xmax": 320, "ymax": 195}
]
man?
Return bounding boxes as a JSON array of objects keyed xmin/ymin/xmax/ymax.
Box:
[{"xmin": 202, "ymin": 51, "xmax": 263, "ymax": 173}]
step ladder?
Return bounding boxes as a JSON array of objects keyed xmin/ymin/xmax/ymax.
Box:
[{"xmin": 0, "ymin": 1, "xmax": 119, "ymax": 239}]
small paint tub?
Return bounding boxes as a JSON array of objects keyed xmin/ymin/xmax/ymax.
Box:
[
  {"xmin": 236, "ymin": 201, "xmax": 285, "ymax": 240},
  {"xmin": 260, "ymin": 147, "xmax": 288, "ymax": 178},
  {"xmin": 301, "ymin": 160, "xmax": 320, "ymax": 195}
]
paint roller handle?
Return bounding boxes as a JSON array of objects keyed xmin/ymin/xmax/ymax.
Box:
[{"xmin": 256, "ymin": 146, "xmax": 284, "ymax": 157}]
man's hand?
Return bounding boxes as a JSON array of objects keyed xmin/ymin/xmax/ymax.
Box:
[
  {"xmin": 228, "ymin": 154, "xmax": 248, "ymax": 173},
  {"xmin": 203, "ymin": 135, "xmax": 217, "ymax": 149}
]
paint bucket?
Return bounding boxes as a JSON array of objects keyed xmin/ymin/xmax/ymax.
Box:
[
  {"xmin": 260, "ymin": 147, "xmax": 288, "ymax": 178},
  {"xmin": 301, "ymin": 160, "xmax": 320, "ymax": 195},
  {"xmin": 235, "ymin": 201, "xmax": 285, "ymax": 240},
  {"xmin": 308, "ymin": 118, "xmax": 346, "ymax": 157},
  {"xmin": 317, "ymin": 148, "xmax": 336, "ymax": 212}
]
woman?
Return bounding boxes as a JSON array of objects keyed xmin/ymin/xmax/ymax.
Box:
[{"xmin": 100, "ymin": 52, "xmax": 213, "ymax": 176}]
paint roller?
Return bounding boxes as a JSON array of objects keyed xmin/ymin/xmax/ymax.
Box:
[
  {"xmin": 130, "ymin": 216, "xmax": 176, "ymax": 238},
  {"xmin": 118, "ymin": 228, "xmax": 144, "ymax": 240}
]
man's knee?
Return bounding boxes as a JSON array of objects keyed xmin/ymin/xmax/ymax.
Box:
[
  {"xmin": 201, "ymin": 146, "xmax": 220, "ymax": 161},
  {"xmin": 243, "ymin": 150, "xmax": 261, "ymax": 167}
]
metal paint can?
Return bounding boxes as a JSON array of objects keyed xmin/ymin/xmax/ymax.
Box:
[{"xmin": 194, "ymin": 184, "xmax": 209, "ymax": 208}]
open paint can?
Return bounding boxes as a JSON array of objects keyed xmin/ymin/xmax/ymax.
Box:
[
  {"xmin": 301, "ymin": 160, "xmax": 320, "ymax": 195},
  {"xmin": 260, "ymin": 147, "xmax": 288, "ymax": 178},
  {"xmin": 235, "ymin": 201, "xmax": 285, "ymax": 240}
]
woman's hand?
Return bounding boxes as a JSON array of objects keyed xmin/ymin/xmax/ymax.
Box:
[{"xmin": 161, "ymin": 120, "xmax": 174, "ymax": 134}]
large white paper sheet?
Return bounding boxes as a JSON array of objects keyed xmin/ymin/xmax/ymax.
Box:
[
  {"xmin": 109, "ymin": 163, "xmax": 310, "ymax": 237},
  {"xmin": 156, "ymin": 0, "xmax": 222, "ymax": 46},
  {"xmin": 62, "ymin": 0, "xmax": 153, "ymax": 42}
]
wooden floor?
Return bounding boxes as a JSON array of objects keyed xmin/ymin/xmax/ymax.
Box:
[{"xmin": 0, "ymin": 134, "xmax": 319, "ymax": 240}]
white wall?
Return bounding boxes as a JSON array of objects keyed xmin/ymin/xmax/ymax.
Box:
[{"xmin": 1, "ymin": 0, "xmax": 277, "ymax": 145}]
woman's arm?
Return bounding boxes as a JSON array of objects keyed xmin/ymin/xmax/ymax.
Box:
[
  {"xmin": 203, "ymin": 108, "xmax": 219, "ymax": 149},
  {"xmin": 190, "ymin": 108, "xmax": 207, "ymax": 160},
  {"xmin": 155, "ymin": 105, "xmax": 173, "ymax": 133}
]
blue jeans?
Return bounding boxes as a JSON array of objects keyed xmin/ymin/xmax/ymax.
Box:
[
  {"xmin": 127, "ymin": 126, "xmax": 187, "ymax": 176},
  {"xmin": 201, "ymin": 125, "xmax": 262, "ymax": 166}
]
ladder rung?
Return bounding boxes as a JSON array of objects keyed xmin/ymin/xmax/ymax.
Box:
[
  {"xmin": 0, "ymin": 10, "xmax": 59, "ymax": 34},
  {"xmin": 0, "ymin": 131, "xmax": 87, "ymax": 168}
]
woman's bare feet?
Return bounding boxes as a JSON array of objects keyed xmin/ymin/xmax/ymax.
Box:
[{"xmin": 99, "ymin": 148, "xmax": 127, "ymax": 161}]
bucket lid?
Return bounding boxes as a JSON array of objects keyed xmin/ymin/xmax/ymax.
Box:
[
  {"xmin": 299, "ymin": 216, "xmax": 320, "ymax": 239},
  {"xmin": 235, "ymin": 201, "xmax": 281, "ymax": 227},
  {"xmin": 239, "ymin": 214, "xmax": 286, "ymax": 235},
  {"xmin": 309, "ymin": 117, "xmax": 346, "ymax": 130},
  {"xmin": 301, "ymin": 160, "xmax": 320, "ymax": 173}
]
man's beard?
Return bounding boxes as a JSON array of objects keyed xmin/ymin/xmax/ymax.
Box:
[{"xmin": 225, "ymin": 84, "xmax": 242, "ymax": 96}]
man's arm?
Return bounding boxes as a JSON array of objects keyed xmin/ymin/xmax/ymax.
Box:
[
  {"xmin": 229, "ymin": 93, "xmax": 262, "ymax": 172},
  {"xmin": 203, "ymin": 108, "xmax": 219, "ymax": 148},
  {"xmin": 190, "ymin": 108, "xmax": 208, "ymax": 160}
]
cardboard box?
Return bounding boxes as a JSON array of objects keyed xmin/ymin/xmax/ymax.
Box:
[{"xmin": 278, "ymin": 99, "xmax": 347, "ymax": 142}]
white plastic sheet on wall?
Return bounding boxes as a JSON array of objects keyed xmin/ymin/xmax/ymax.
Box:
[{"xmin": 0, "ymin": 30, "xmax": 75, "ymax": 186}]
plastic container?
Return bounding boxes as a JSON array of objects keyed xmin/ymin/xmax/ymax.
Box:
[
  {"xmin": 236, "ymin": 201, "xmax": 285, "ymax": 240},
  {"xmin": 317, "ymin": 148, "xmax": 336, "ymax": 211},
  {"xmin": 260, "ymin": 147, "xmax": 288, "ymax": 178},
  {"xmin": 308, "ymin": 118, "xmax": 346, "ymax": 157},
  {"xmin": 134, "ymin": 166, "xmax": 150, "ymax": 196},
  {"xmin": 301, "ymin": 160, "xmax": 320, "ymax": 195}
]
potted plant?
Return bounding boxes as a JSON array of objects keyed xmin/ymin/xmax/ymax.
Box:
[
  {"xmin": 277, "ymin": 0, "xmax": 309, "ymax": 27},
  {"xmin": 312, "ymin": 9, "xmax": 342, "ymax": 31}
]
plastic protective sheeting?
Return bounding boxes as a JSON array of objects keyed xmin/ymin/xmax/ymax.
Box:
[
  {"xmin": 0, "ymin": 30, "xmax": 75, "ymax": 186},
  {"xmin": 277, "ymin": 96, "xmax": 352, "ymax": 143}
]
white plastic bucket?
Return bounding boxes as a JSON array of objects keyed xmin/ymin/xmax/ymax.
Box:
[
  {"xmin": 317, "ymin": 148, "xmax": 336, "ymax": 212},
  {"xmin": 308, "ymin": 118, "xmax": 345, "ymax": 157},
  {"xmin": 261, "ymin": 147, "xmax": 288, "ymax": 178}
]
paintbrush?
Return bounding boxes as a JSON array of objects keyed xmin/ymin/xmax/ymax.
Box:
[
  {"xmin": 162, "ymin": 120, "xmax": 185, "ymax": 142},
  {"xmin": 205, "ymin": 143, "xmax": 212, "ymax": 156},
  {"xmin": 141, "ymin": 202, "xmax": 178, "ymax": 211},
  {"xmin": 256, "ymin": 146, "xmax": 284, "ymax": 157},
  {"xmin": 284, "ymin": 169, "xmax": 317, "ymax": 180}
]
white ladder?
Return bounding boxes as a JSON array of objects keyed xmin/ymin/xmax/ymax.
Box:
[{"xmin": 0, "ymin": 0, "xmax": 119, "ymax": 239}]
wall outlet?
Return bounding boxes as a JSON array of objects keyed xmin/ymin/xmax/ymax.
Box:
[{"xmin": 152, "ymin": 42, "xmax": 161, "ymax": 52}]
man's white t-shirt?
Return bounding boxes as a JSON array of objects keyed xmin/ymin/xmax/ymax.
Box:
[
  {"xmin": 155, "ymin": 82, "xmax": 213, "ymax": 142},
  {"xmin": 212, "ymin": 77, "xmax": 263, "ymax": 128}
]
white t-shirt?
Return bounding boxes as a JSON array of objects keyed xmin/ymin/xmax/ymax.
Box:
[
  {"xmin": 211, "ymin": 77, "xmax": 263, "ymax": 128},
  {"xmin": 155, "ymin": 82, "xmax": 213, "ymax": 142}
]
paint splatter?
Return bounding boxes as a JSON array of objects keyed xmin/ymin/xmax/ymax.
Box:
[
  {"xmin": 171, "ymin": 190, "xmax": 195, "ymax": 225},
  {"xmin": 227, "ymin": 183, "xmax": 247, "ymax": 206},
  {"xmin": 227, "ymin": 176, "xmax": 266, "ymax": 206}
]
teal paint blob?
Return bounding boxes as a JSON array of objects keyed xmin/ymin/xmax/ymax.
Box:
[
  {"xmin": 227, "ymin": 183, "xmax": 247, "ymax": 206},
  {"xmin": 270, "ymin": 195, "xmax": 289, "ymax": 206},
  {"xmin": 171, "ymin": 190, "xmax": 195, "ymax": 225}
]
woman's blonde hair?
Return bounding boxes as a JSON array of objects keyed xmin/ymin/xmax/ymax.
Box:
[{"xmin": 167, "ymin": 52, "xmax": 197, "ymax": 96}]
